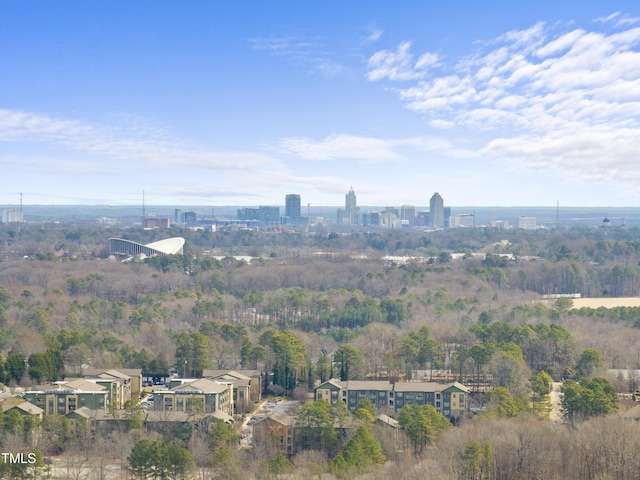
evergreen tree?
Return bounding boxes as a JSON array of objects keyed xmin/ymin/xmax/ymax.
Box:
[
  {"xmin": 330, "ymin": 425, "xmax": 385, "ymax": 477},
  {"xmin": 397, "ymin": 404, "xmax": 450, "ymax": 454}
]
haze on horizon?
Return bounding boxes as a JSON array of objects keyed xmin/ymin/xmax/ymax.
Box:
[{"xmin": 2, "ymin": 1, "xmax": 640, "ymax": 208}]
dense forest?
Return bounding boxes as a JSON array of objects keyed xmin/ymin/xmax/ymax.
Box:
[{"xmin": 1, "ymin": 222, "xmax": 640, "ymax": 479}]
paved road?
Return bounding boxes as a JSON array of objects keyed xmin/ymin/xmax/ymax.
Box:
[{"xmin": 550, "ymin": 382, "xmax": 563, "ymax": 423}]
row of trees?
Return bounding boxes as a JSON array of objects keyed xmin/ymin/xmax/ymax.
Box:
[{"xmin": 127, "ymin": 440, "xmax": 194, "ymax": 480}]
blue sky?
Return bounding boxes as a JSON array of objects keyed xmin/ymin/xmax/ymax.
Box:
[{"xmin": 2, "ymin": 1, "xmax": 640, "ymax": 207}]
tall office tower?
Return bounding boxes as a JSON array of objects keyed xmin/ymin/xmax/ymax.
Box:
[
  {"xmin": 285, "ymin": 194, "xmax": 301, "ymax": 223},
  {"xmin": 518, "ymin": 216, "xmax": 536, "ymax": 230},
  {"xmin": 430, "ymin": 192, "xmax": 444, "ymax": 228},
  {"xmin": 417, "ymin": 210, "xmax": 430, "ymax": 227},
  {"xmin": 1, "ymin": 209, "xmax": 23, "ymax": 223},
  {"xmin": 344, "ymin": 186, "xmax": 360, "ymax": 225},
  {"xmin": 174, "ymin": 209, "xmax": 181, "ymax": 224},
  {"xmin": 182, "ymin": 211, "xmax": 197, "ymax": 224},
  {"xmin": 400, "ymin": 205, "xmax": 416, "ymax": 226},
  {"xmin": 259, "ymin": 206, "xmax": 280, "ymax": 225},
  {"xmin": 444, "ymin": 206, "xmax": 451, "ymax": 228}
]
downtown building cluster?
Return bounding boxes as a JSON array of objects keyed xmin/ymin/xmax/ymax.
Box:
[
  {"xmin": 337, "ymin": 189, "xmax": 449, "ymax": 229},
  {"xmin": 235, "ymin": 189, "xmax": 452, "ymax": 230}
]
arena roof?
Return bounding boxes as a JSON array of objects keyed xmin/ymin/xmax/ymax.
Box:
[
  {"xmin": 145, "ymin": 237, "xmax": 186, "ymax": 255},
  {"xmin": 109, "ymin": 237, "xmax": 185, "ymax": 257}
]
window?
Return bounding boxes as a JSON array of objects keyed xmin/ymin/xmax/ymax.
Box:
[
  {"xmin": 436, "ymin": 401, "xmax": 441, "ymax": 408},
  {"xmin": 459, "ymin": 394, "xmax": 465, "ymax": 406},
  {"xmin": 177, "ymin": 398, "xmax": 184, "ymax": 411}
]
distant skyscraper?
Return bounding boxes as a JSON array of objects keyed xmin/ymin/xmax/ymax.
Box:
[
  {"xmin": 444, "ymin": 206, "xmax": 451, "ymax": 228},
  {"xmin": 1, "ymin": 209, "xmax": 23, "ymax": 223},
  {"xmin": 518, "ymin": 216, "xmax": 536, "ymax": 230},
  {"xmin": 344, "ymin": 186, "xmax": 360, "ymax": 225},
  {"xmin": 285, "ymin": 194, "xmax": 301, "ymax": 224},
  {"xmin": 430, "ymin": 192, "xmax": 444, "ymax": 228},
  {"xmin": 450, "ymin": 213, "xmax": 475, "ymax": 228},
  {"xmin": 400, "ymin": 205, "xmax": 416, "ymax": 226},
  {"xmin": 417, "ymin": 210, "xmax": 430, "ymax": 227},
  {"xmin": 259, "ymin": 206, "xmax": 280, "ymax": 225},
  {"xmin": 237, "ymin": 206, "xmax": 280, "ymax": 225},
  {"xmin": 182, "ymin": 211, "xmax": 197, "ymax": 224}
]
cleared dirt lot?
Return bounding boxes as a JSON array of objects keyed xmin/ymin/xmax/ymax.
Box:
[{"xmin": 570, "ymin": 297, "xmax": 640, "ymax": 309}]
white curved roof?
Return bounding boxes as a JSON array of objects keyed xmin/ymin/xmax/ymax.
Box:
[
  {"xmin": 109, "ymin": 237, "xmax": 185, "ymax": 257},
  {"xmin": 145, "ymin": 237, "xmax": 185, "ymax": 255}
]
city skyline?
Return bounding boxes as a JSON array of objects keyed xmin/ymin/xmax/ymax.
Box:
[{"xmin": 3, "ymin": 2, "xmax": 640, "ymax": 207}]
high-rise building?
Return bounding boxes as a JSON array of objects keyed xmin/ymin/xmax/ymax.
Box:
[
  {"xmin": 344, "ymin": 187, "xmax": 360, "ymax": 225},
  {"xmin": 259, "ymin": 206, "xmax": 280, "ymax": 225},
  {"xmin": 144, "ymin": 218, "xmax": 171, "ymax": 229},
  {"xmin": 449, "ymin": 214, "xmax": 475, "ymax": 228},
  {"xmin": 400, "ymin": 205, "xmax": 416, "ymax": 226},
  {"xmin": 182, "ymin": 211, "xmax": 197, "ymax": 224},
  {"xmin": 444, "ymin": 207, "xmax": 451, "ymax": 228},
  {"xmin": 430, "ymin": 192, "xmax": 444, "ymax": 228},
  {"xmin": 1, "ymin": 209, "xmax": 23, "ymax": 223},
  {"xmin": 518, "ymin": 216, "xmax": 536, "ymax": 230},
  {"xmin": 237, "ymin": 206, "xmax": 280, "ymax": 225},
  {"xmin": 285, "ymin": 194, "xmax": 302, "ymax": 225}
]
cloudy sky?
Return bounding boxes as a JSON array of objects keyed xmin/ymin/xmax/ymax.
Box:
[{"xmin": 2, "ymin": 1, "xmax": 640, "ymax": 207}]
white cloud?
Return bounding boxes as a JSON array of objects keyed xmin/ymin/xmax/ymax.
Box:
[
  {"xmin": 595, "ymin": 12, "xmax": 622, "ymax": 24},
  {"xmin": 0, "ymin": 108, "xmax": 281, "ymax": 172},
  {"xmin": 248, "ymin": 35, "xmax": 322, "ymax": 58},
  {"xmin": 248, "ymin": 34, "xmax": 344, "ymax": 78},
  {"xmin": 363, "ymin": 25, "xmax": 383, "ymax": 43},
  {"xmin": 595, "ymin": 11, "xmax": 640, "ymax": 27},
  {"xmin": 274, "ymin": 133, "xmax": 403, "ymax": 163},
  {"xmin": 367, "ymin": 42, "xmax": 439, "ymax": 81},
  {"xmin": 369, "ymin": 19, "xmax": 640, "ymax": 193}
]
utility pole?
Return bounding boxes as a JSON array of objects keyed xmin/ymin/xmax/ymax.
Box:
[{"xmin": 141, "ymin": 190, "xmax": 146, "ymax": 227}]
